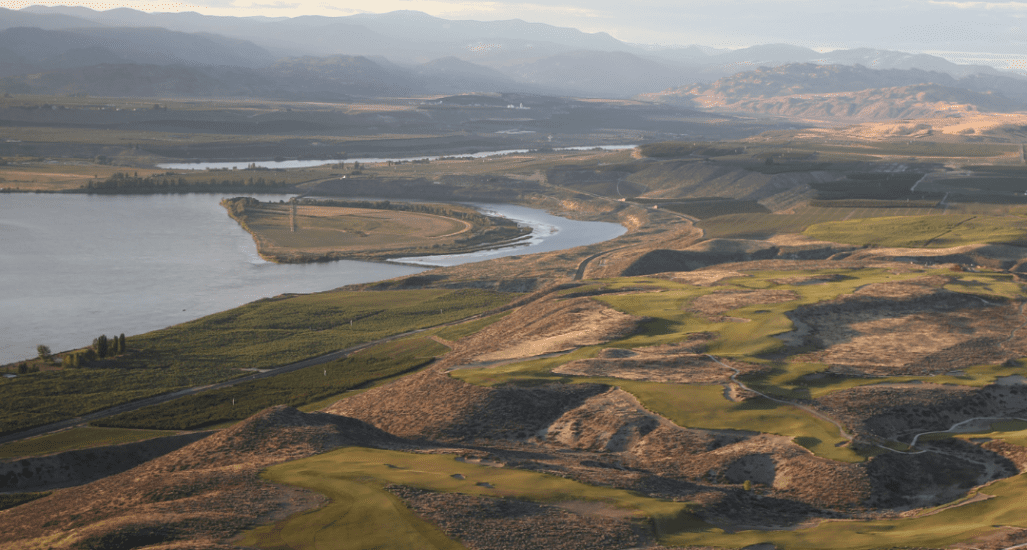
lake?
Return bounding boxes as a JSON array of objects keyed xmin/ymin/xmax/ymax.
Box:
[{"xmin": 0, "ymin": 193, "xmax": 624, "ymax": 364}]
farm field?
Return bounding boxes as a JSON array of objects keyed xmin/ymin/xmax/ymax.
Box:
[
  {"xmin": 96, "ymin": 336, "xmax": 448, "ymax": 430},
  {"xmin": 699, "ymin": 205, "xmax": 945, "ymax": 239},
  {"xmin": 805, "ymin": 215, "xmax": 1027, "ymax": 248},
  {"xmin": 0, "ymin": 288, "xmax": 517, "ymax": 436}
]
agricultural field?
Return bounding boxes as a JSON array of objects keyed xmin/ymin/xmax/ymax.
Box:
[
  {"xmin": 805, "ymin": 215, "xmax": 1027, "ymax": 248},
  {"xmin": 96, "ymin": 336, "xmax": 448, "ymax": 430},
  {"xmin": 699, "ymin": 205, "xmax": 944, "ymax": 240},
  {"xmin": 0, "ymin": 288, "xmax": 517, "ymax": 436}
]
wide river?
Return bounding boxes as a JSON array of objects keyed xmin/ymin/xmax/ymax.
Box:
[{"xmin": 0, "ymin": 193, "xmax": 624, "ymax": 364}]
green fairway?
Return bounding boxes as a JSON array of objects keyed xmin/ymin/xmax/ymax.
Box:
[
  {"xmin": 452, "ymin": 267, "xmax": 1027, "ymax": 463},
  {"xmin": 0, "ymin": 426, "xmax": 176, "ymax": 459},
  {"xmin": 239, "ymin": 447, "xmax": 700, "ymax": 550},
  {"xmin": 245, "ymin": 445, "xmax": 1027, "ymax": 549},
  {"xmin": 662, "ymin": 470, "xmax": 1027, "ymax": 549}
]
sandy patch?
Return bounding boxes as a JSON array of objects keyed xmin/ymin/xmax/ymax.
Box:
[
  {"xmin": 553, "ymin": 337, "xmax": 767, "ymax": 385},
  {"xmin": 652, "ymin": 270, "xmax": 748, "ymax": 286},
  {"xmin": 688, "ymin": 289, "xmax": 799, "ymax": 321},
  {"xmin": 789, "ymin": 282, "xmax": 1018, "ymax": 373},
  {"xmin": 554, "ymin": 354, "xmax": 737, "ymax": 384},
  {"xmin": 464, "ymin": 297, "xmax": 640, "ymax": 362}
]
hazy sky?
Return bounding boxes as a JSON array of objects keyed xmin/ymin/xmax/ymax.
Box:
[{"xmin": 3, "ymin": 0, "xmax": 1027, "ymax": 54}]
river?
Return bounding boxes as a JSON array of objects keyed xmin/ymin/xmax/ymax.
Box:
[
  {"xmin": 0, "ymin": 193, "xmax": 624, "ymax": 364},
  {"xmin": 156, "ymin": 145, "xmax": 637, "ymax": 171}
]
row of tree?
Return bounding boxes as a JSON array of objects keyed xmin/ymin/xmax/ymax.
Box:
[
  {"xmin": 63, "ymin": 333, "xmax": 126, "ymax": 368},
  {"xmin": 81, "ymin": 172, "xmax": 294, "ymax": 193}
]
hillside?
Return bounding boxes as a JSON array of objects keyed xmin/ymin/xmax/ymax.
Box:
[{"xmin": 642, "ymin": 63, "xmax": 1027, "ymax": 120}]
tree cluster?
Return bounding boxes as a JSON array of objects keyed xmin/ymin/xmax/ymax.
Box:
[
  {"xmin": 64, "ymin": 333, "xmax": 126, "ymax": 368},
  {"xmin": 83, "ymin": 172, "xmax": 293, "ymax": 193}
]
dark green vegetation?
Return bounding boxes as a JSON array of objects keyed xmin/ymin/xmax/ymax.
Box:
[
  {"xmin": 65, "ymin": 333, "xmax": 126, "ymax": 368},
  {"xmin": 0, "ymin": 288, "xmax": 516, "ymax": 436},
  {"xmin": 81, "ymin": 171, "xmax": 299, "ymax": 193},
  {"xmin": 0, "ymin": 492, "xmax": 51, "ymax": 512},
  {"xmin": 638, "ymin": 142, "xmax": 745, "ymax": 158},
  {"xmin": 97, "ymin": 337, "xmax": 448, "ymax": 430}
]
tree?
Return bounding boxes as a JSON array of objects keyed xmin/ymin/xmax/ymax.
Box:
[
  {"xmin": 36, "ymin": 344, "xmax": 52, "ymax": 364},
  {"xmin": 119, "ymin": 333, "xmax": 126, "ymax": 354},
  {"xmin": 17, "ymin": 363, "xmax": 28, "ymax": 374},
  {"xmin": 94, "ymin": 335, "xmax": 108, "ymax": 358}
]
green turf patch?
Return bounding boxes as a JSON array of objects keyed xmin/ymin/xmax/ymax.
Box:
[
  {"xmin": 239, "ymin": 447, "xmax": 701, "ymax": 550},
  {"xmin": 0, "ymin": 427, "xmax": 176, "ymax": 459},
  {"xmin": 662, "ymin": 469, "xmax": 1027, "ymax": 549}
]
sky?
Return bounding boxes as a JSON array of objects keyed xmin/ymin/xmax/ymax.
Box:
[{"xmin": 2, "ymin": 0, "xmax": 1027, "ymax": 56}]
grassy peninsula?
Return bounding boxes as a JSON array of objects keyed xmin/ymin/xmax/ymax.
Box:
[{"xmin": 222, "ymin": 197, "xmax": 532, "ymax": 263}]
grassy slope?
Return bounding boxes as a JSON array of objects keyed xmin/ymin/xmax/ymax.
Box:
[
  {"xmin": 246, "ymin": 445, "xmax": 1027, "ymax": 550},
  {"xmin": 239, "ymin": 447, "xmax": 699, "ymax": 550},
  {"xmin": 0, "ymin": 426, "xmax": 175, "ymax": 459}
]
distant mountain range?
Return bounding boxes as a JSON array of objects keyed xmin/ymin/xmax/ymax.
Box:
[
  {"xmin": 640, "ymin": 63, "xmax": 1027, "ymax": 120},
  {"xmin": 0, "ymin": 6, "xmax": 1023, "ymax": 102}
]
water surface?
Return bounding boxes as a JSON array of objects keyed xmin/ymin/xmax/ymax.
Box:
[{"xmin": 0, "ymin": 193, "xmax": 624, "ymax": 363}]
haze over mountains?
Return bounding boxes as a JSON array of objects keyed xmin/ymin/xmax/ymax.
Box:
[{"xmin": 0, "ymin": 5, "xmax": 1024, "ymax": 109}]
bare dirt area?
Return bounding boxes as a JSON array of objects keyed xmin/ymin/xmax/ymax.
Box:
[
  {"xmin": 788, "ymin": 280, "xmax": 1024, "ymax": 375},
  {"xmin": 687, "ymin": 289, "xmax": 799, "ymax": 321},
  {"xmin": 553, "ymin": 345, "xmax": 768, "ymax": 385},
  {"xmin": 816, "ymin": 383, "xmax": 1027, "ymax": 445},
  {"xmin": 453, "ymin": 295, "xmax": 641, "ymax": 363},
  {"xmin": 650, "ymin": 269, "xmax": 748, "ymax": 286}
]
